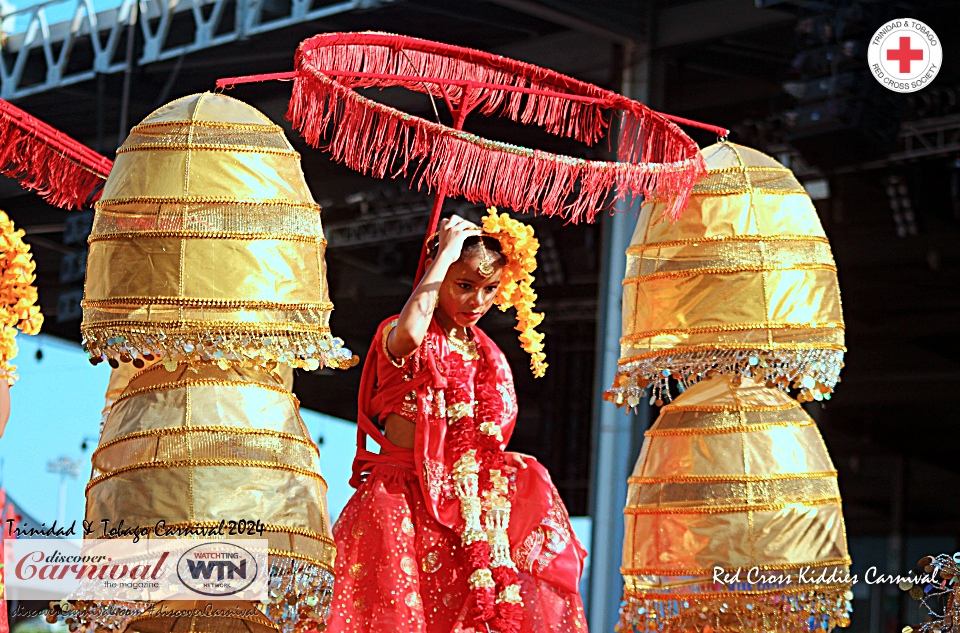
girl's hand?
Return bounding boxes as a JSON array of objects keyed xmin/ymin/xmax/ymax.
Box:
[
  {"xmin": 506, "ymin": 452, "xmax": 533, "ymax": 469},
  {"xmin": 437, "ymin": 215, "xmax": 482, "ymax": 263},
  {"xmin": 387, "ymin": 215, "xmax": 480, "ymax": 360}
]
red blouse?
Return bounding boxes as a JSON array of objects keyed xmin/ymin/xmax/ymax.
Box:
[{"xmin": 350, "ymin": 315, "xmax": 585, "ymax": 596}]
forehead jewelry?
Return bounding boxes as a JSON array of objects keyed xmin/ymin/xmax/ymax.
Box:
[{"xmin": 478, "ymin": 237, "xmax": 495, "ymax": 276}]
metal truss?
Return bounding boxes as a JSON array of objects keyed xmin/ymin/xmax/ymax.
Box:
[
  {"xmin": 325, "ymin": 206, "xmax": 431, "ymax": 248},
  {"xmin": 894, "ymin": 113, "xmax": 960, "ymax": 162},
  {"xmin": 769, "ymin": 113, "xmax": 960, "ymax": 177},
  {"xmin": 1, "ymin": 0, "xmax": 390, "ymax": 100},
  {"xmin": 324, "ymin": 200, "xmax": 482, "ymax": 248}
]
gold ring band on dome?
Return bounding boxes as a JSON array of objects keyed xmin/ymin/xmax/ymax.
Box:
[
  {"xmin": 90, "ymin": 200, "xmax": 327, "ymax": 242},
  {"xmin": 92, "ymin": 432, "xmax": 321, "ymax": 478},
  {"xmin": 627, "ymin": 471, "xmax": 842, "ymax": 501},
  {"xmin": 92, "ymin": 425, "xmax": 318, "ymax": 455},
  {"xmin": 621, "ymin": 322, "xmax": 845, "ymax": 344},
  {"xmin": 618, "ymin": 592, "xmax": 852, "ymax": 631},
  {"xmin": 85, "ymin": 458, "xmax": 329, "ymax": 492},
  {"xmin": 626, "ymin": 234, "xmax": 831, "ymax": 252},
  {"xmin": 661, "ymin": 402, "xmax": 796, "ymax": 412},
  {"xmin": 628, "ymin": 470, "xmax": 837, "ymax": 484},
  {"xmin": 92, "ymin": 428, "xmax": 320, "ymax": 474},
  {"xmin": 618, "ymin": 342, "xmax": 846, "ymax": 364},
  {"xmin": 625, "ymin": 242, "xmax": 837, "ymax": 281},
  {"xmin": 83, "ymin": 297, "xmax": 335, "ymax": 310},
  {"xmin": 131, "ymin": 119, "xmax": 284, "ymax": 132},
  {"xmin": 623, "ymin": 263, "xmax": 837, "ymax": 284},
  {"xmin": 117, "ymin": 143, "xmax": 300, "ymax": 157},
  {"xmin": 81, "ymin": 320, "xmax": 334, "ymax": 332},
  {"xmin": 83, "ymin": 317, "xmax": 333, "ymax": 328},
  {"xmin": 643, "ymin": 418, "xmax": 815, "ymax": 436},
  {"xmin": 624, "ymin": 497, "xmax": 842, "ymax": 515},
  {"xmin": 617, "ymin": 343, "xmax": 847, "ymax": 363},
  {"xmin": 94, "ymin": 196, "xmax": 322, "ymax": 210},
  {"xmin": 642, "ymin": 165, "xmax": 808, "ymax": 201},
  {"xmin": 628, "ymin": 481, "xmax": 841, "ymax": 508},
  {"xmin": 88, "ymin": 231, "xmax": 326, "ymax": 244}
]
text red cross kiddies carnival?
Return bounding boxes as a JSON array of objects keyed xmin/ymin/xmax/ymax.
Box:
[{"xmin": 887, "ymin": 36, "xmax": 924, "ymax": 73}]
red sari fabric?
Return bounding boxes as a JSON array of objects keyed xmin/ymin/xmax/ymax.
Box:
[{"xmin": 330, "ymin": 317, "xmax": 587, "ymax": 633}]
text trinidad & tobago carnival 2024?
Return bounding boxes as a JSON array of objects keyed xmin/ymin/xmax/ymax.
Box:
[{"xmin": 6, "ymin": 518, "xmax": 266, "ymax": 541}]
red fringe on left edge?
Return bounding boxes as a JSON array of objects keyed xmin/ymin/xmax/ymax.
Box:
[{"xmin": 0, "ymin": 99, "xmax": 112, "ymax": 209}]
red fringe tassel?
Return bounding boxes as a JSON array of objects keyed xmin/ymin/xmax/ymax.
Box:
[
  {"xmin": 297, "ymin": 33, "xmax": 611, "ymax": 146},
  {"xmin": 0, "ymin": 99, "xmax": 112, "ymax": 209},
  {"xmin": 287, "ymin": 33, "xmax": 706, "ymax": 222}
]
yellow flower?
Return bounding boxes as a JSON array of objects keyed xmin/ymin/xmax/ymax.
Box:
[
  {"xmin": 0, "ymin": 211, "xmax": 43, "ymax": 382},
  {"xmin": 482, "ymin": 207, "xmax": 546, "ymax": 377}
]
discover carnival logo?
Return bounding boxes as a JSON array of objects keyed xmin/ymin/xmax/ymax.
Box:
[
  {"xmin": 4, "ymin": 539, "xmax": 267, "ymax": 601},
  {"xmin": 868, "ymin": 18, "xmax": 942, "ymax": 93}
]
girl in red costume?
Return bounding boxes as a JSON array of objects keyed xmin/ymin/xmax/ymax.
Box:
[{"xmin": 330, "ymin": 211, "xmax": 587, "ymax": 633}]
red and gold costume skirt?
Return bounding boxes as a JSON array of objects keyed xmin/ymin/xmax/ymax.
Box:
[{"xmin": 330, "ymin": 463, "xmax": 588, "ymax": 633}]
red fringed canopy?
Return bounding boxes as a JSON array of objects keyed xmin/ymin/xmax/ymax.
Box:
[
  {"xmin": 220, "ymin": 32, "xmax": 711, "ymax": 224},
  {"xmin": 0, "ymin": 99, "xmax": 113, "ymax": 209}
]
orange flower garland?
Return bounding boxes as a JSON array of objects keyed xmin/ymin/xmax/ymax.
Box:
[
  {"xmin": 481, "ymin": 207, "xmax": 547, "ymax": 378},
  {"xmin": 0, "ymin": 210, "xmax": 43, "ymax": 383}
]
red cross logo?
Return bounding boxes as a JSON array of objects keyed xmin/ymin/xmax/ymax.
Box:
[{"xmin": 887, "ymin": 36, "xmax": 924, "ymax": 73}]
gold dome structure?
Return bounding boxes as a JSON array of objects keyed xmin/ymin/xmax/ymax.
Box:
[
  {"xmin": 82, "ymin": 92, "xmax": 355, "ymax": 372},
  {"xmin": 607, "ymin": 142, "xmax": 844, "ymax": 407},
  {"xmin": 619, "ymin": 376, "xmax": 852, "ymax": 632}
]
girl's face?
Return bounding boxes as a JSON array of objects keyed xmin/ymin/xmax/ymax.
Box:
[{"xmin": 436, "ymin": 255, "xmax": 502, "ymax": 330}]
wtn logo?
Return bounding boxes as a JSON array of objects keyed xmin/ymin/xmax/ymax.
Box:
[{"xmin": 185, "ymin": 560, "xmax": 247, "ymax": 581}]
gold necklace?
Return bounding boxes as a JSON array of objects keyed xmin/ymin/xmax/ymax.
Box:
[{"xmin": 447, "ymin": 328, "xmax": 479, "ymax": 361}]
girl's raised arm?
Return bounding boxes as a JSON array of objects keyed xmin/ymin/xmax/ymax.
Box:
[{"xmin": 387, "ymin": 215, "xmax": 480, "ymax": 359}]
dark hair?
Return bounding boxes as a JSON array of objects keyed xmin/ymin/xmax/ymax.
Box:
[{"xmin": 426, "ymin": 234, "xmax": 507, "ymax": 269}]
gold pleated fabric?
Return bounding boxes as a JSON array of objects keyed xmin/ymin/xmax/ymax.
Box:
[
  {"xmin": 84, "ymin": 362, "xmax": 335, "ymax": 633},
  {"xmin": 81, "ymin": 92, "xmax": 356, "ymax": 372},
  {"xmin": 609, "ymin": 142, "xmax": 853, "ymax": 632},
  {"xmin": 78, "ymin": 94, "xmax": 342, "ymax": 633},
  {"xmin": 606, "ymin": 142, "xmax": 844, "ymax": 407},
  {"xmin": 618, "ymin": 375, "xmax": 852, "ymax": 633},
  {"xmin": 124, "ymin": 601, "xmax": 278, "ymax": 633}
]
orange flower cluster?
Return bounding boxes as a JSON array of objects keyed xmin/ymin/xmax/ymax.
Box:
[
  {"xmin": 481, "ymin": 207, "xmax": 547, "ymax": 378},
  {"xmin": 0, "ymin": 210, "xmax": 43, "ymax": 383}
]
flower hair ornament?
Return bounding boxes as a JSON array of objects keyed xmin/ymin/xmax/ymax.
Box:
[
  {"xmin": 426, "ymin": 207, "xmax": 547, "ymax": 377},
  {"xmin": 0, "ymin": 210, "xmax": 43, "ymax": 383},
  {"xmin": 480, "ymin": 207, "xmax": 547, "ymax": 378}
]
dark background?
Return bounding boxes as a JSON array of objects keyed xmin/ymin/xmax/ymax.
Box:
[{"xmin": 2, "ymin": 1, "xmax": 959, "ymax": 630}]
